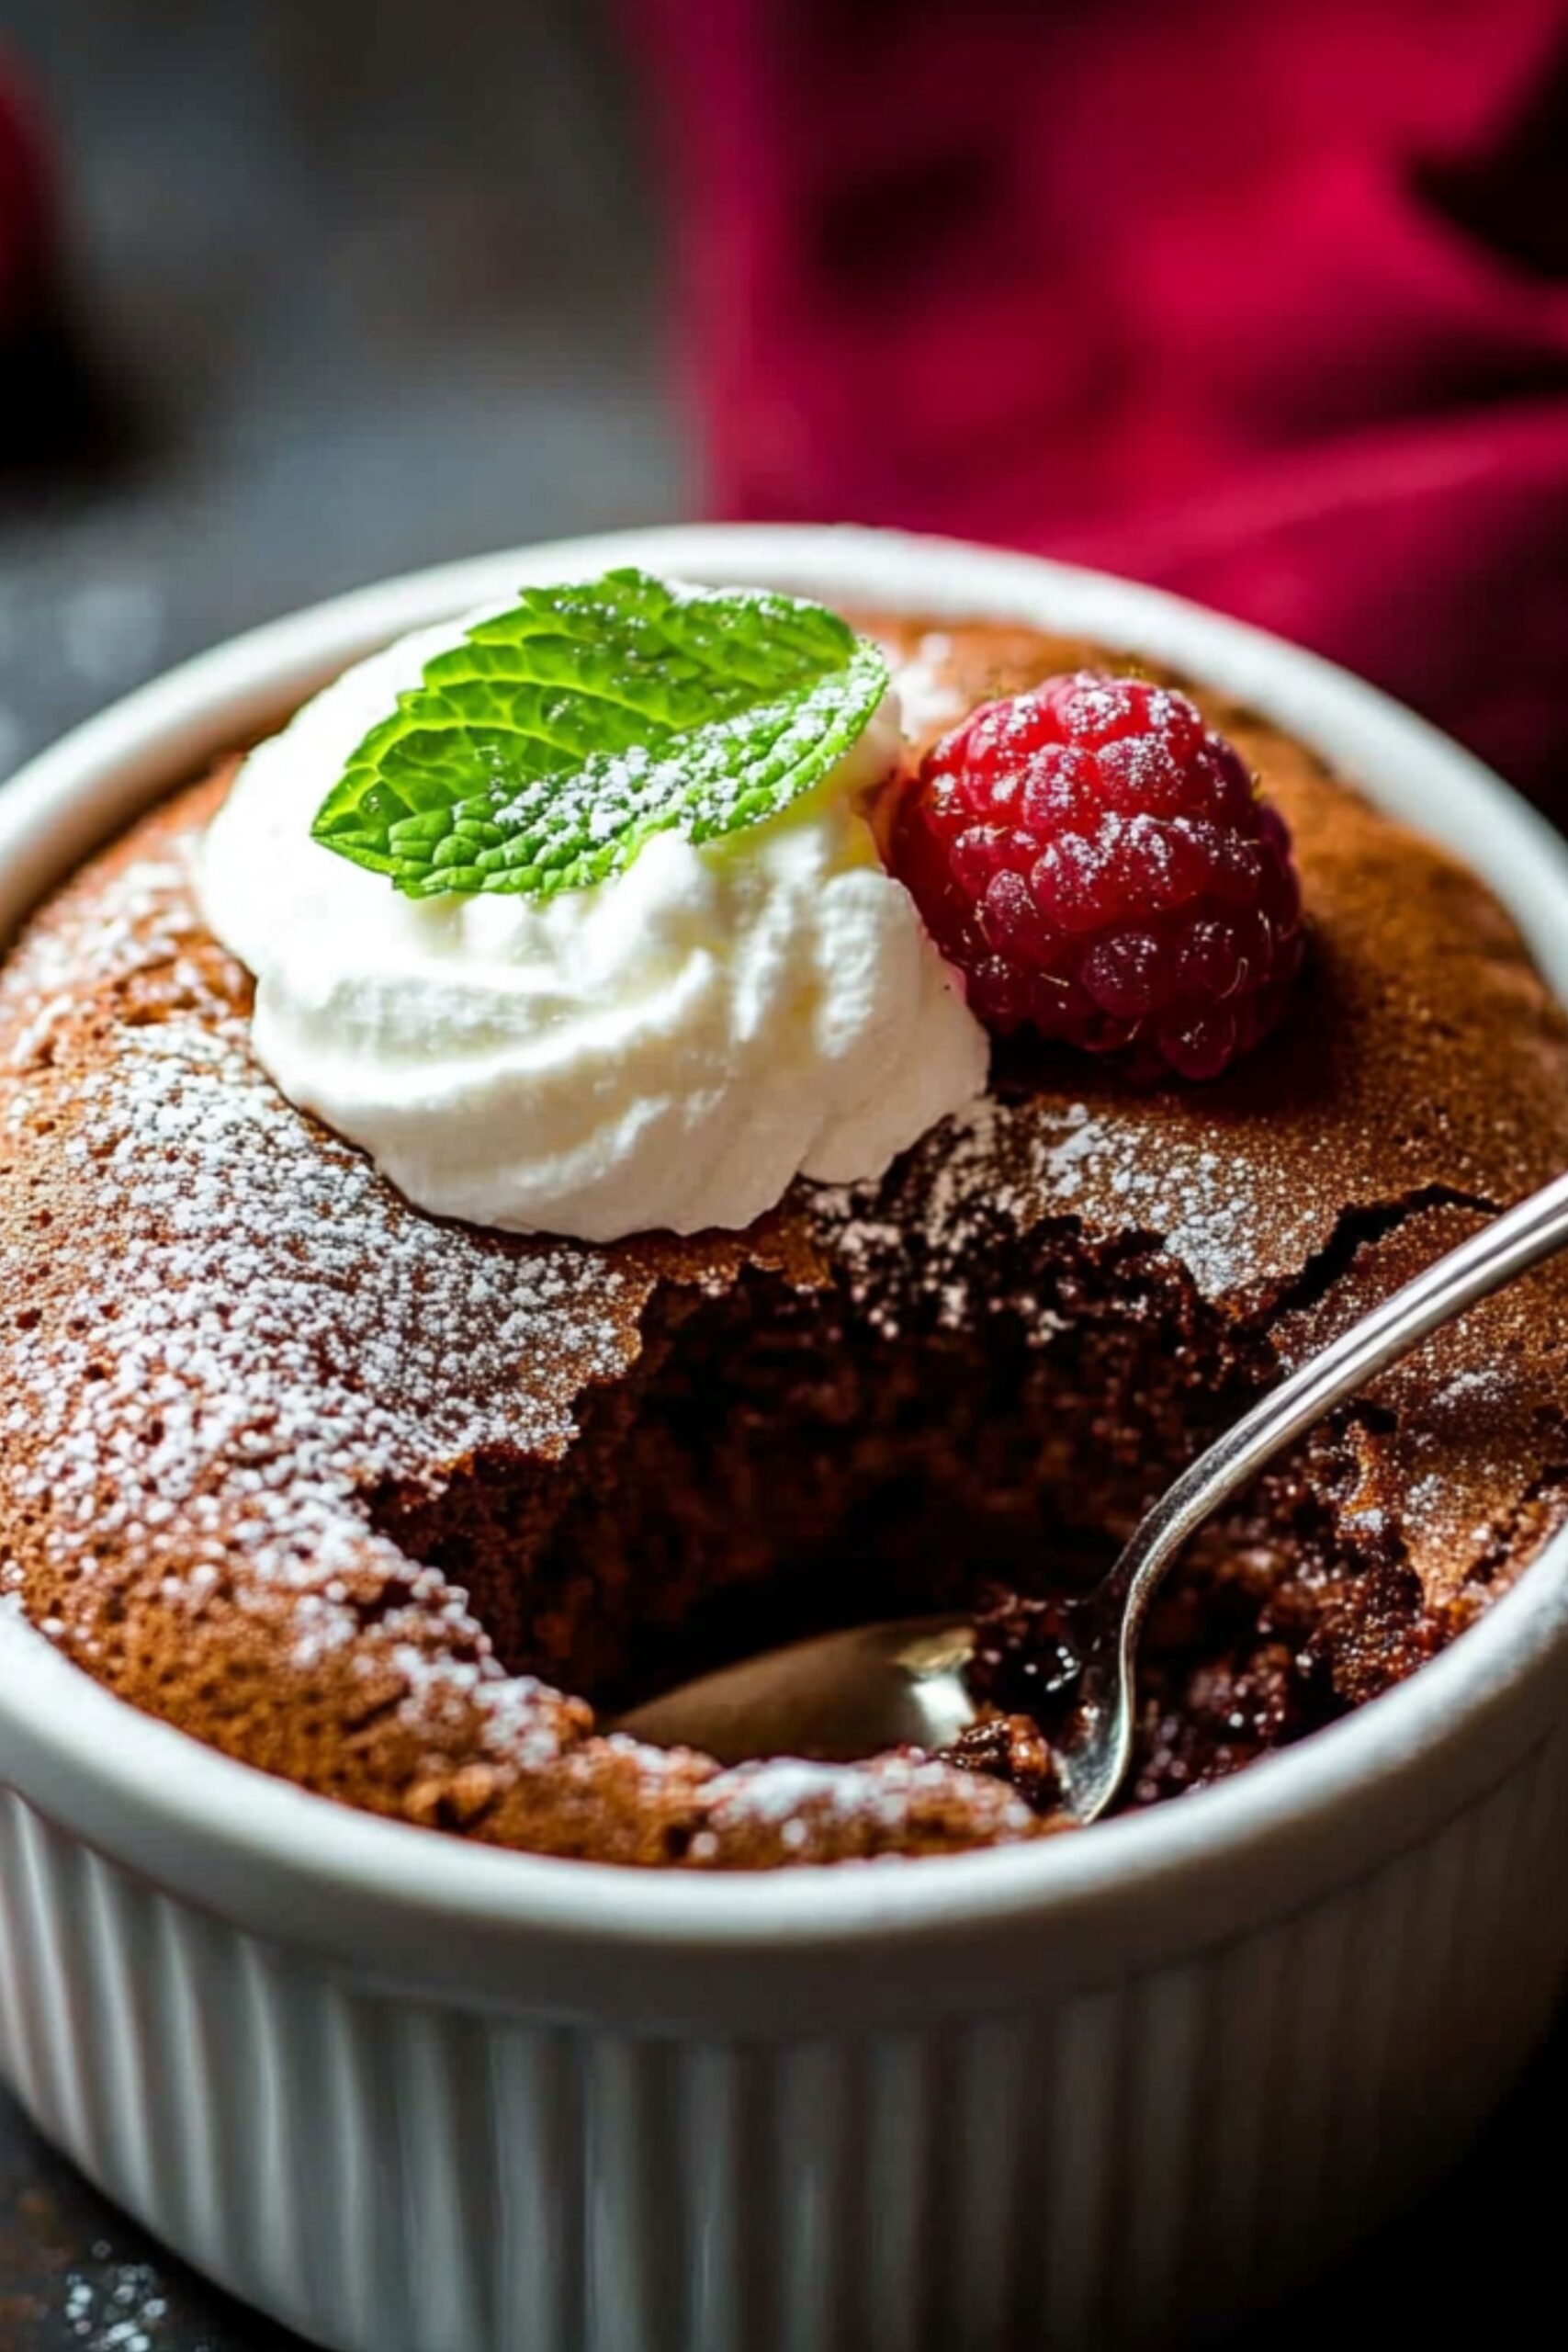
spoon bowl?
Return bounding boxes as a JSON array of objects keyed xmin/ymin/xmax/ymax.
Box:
[{"xmin": 615, "ymin": 1616, "xmax": 976, "ymax": 1765}]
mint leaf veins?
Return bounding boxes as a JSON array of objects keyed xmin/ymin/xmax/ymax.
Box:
[{"xmin": 310, "ymin": 567, "xmax": 891, "ymax": 901}]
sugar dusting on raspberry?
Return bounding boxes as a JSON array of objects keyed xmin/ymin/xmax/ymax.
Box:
[{"xmin": 890, "ymin": 672, "xmax": 1305, "ymax": 1080}]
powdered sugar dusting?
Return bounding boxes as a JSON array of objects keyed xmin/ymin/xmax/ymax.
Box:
[
  {"xmin": 0, "ymin": 837, "xmax": 646, "ymax": 1760},
  {"xmin": 57, "ymin": 2256, "xmax": 175, "ymax": 2352},
  {"xmin": 693, "ymin": 1751, "xmax": 1034, "ymax": 1856},
  {"xmin": 815, "ymin": 1089, "xmax": 1270, "ymax": 1325},
  {"xmin": 0, "ymin": 811, "xmax": 1035, "ymax": 1861},
  {"xmin": 891, "ymin": 632, "xmax": 964, "ymax": 741}
]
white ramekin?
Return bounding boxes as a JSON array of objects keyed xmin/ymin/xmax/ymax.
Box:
[{"xmin": 2, "ymin": 526, "xmax": 1567, "ymax": 2352}]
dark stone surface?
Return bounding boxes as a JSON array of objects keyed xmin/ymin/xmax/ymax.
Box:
[{"xmin": 0, "ymin": 4, "xmax": 1560, "ymax": 2343}]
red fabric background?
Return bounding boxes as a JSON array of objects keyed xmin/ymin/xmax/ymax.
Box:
[
  {"xmin": 0, "ymin": 62, "xmax": 51, "ymax": 333},
  {"xmin": 630, "ymin": 0, "xmax": 1568, "ymax": 806}
]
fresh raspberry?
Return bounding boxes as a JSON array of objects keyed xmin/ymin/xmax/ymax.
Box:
[{"xmin": 889, "ymin": 673, "xmax": 1304, "ymax": 1080}]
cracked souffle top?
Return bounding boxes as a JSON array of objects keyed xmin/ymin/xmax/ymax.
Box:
[{"xmin": 2, "ymin": 610, "xmax": 1566, "ymax": 1868}]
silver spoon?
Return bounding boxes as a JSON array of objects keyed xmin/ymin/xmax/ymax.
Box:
[{"xmin": 615, "ymin": 1170, "xmax": 1568, "ymax": 1824}]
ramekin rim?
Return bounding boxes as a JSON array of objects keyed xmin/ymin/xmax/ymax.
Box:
[{"xmin": 3, "ymin": 518, "xmax": 1567, "ymax": 1954}]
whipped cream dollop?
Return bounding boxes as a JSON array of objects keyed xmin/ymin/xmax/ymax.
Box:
[{"xmin": 197, "ymin": 606, "xmax": 988, "ymax": 1241}]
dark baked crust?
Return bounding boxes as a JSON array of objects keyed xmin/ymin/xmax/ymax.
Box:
[{"xmin": 1, "ymin": 615, "xmax": 1564, "ymax": 1866}]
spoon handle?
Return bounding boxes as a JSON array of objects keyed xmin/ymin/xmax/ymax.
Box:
[
  {"xmin": 1072, "ymin": 1169, "xmax": 1568, "ymax": 1822},
  {"xmin": 1139, "ymin": 1169, "xmax": 1568, "ymax": 1570}
]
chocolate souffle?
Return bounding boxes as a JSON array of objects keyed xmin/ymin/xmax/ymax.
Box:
[{"xmin": 2, "ymin": 615, "xmax": 1566, "ymax": 1868}]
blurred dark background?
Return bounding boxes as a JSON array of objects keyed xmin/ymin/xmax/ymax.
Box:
[
  {"xmin": 8, "ymin": 0, "xmax": 1568, "ymax": 799},
  {"xmin": 1, "ymin": 1, "xmax": 1566, "ymax": 2345},
  {"xmin": 0, "ymin": 0, "xmax": 687, "ymax": 779}
]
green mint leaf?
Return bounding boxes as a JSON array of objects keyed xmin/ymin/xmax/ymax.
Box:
[{"xmin": 310, "ymin": 567, "xmax": 890, "ymax": 900}]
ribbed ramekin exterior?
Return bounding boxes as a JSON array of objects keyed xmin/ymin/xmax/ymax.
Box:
[
  {"xmin": 2, "ymin": 1726, "xmax": 1564, "ymax": 2352},
  {"xmin": 6, "ymin": 525, "xmax": 1568, "ymax": 2350}
]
